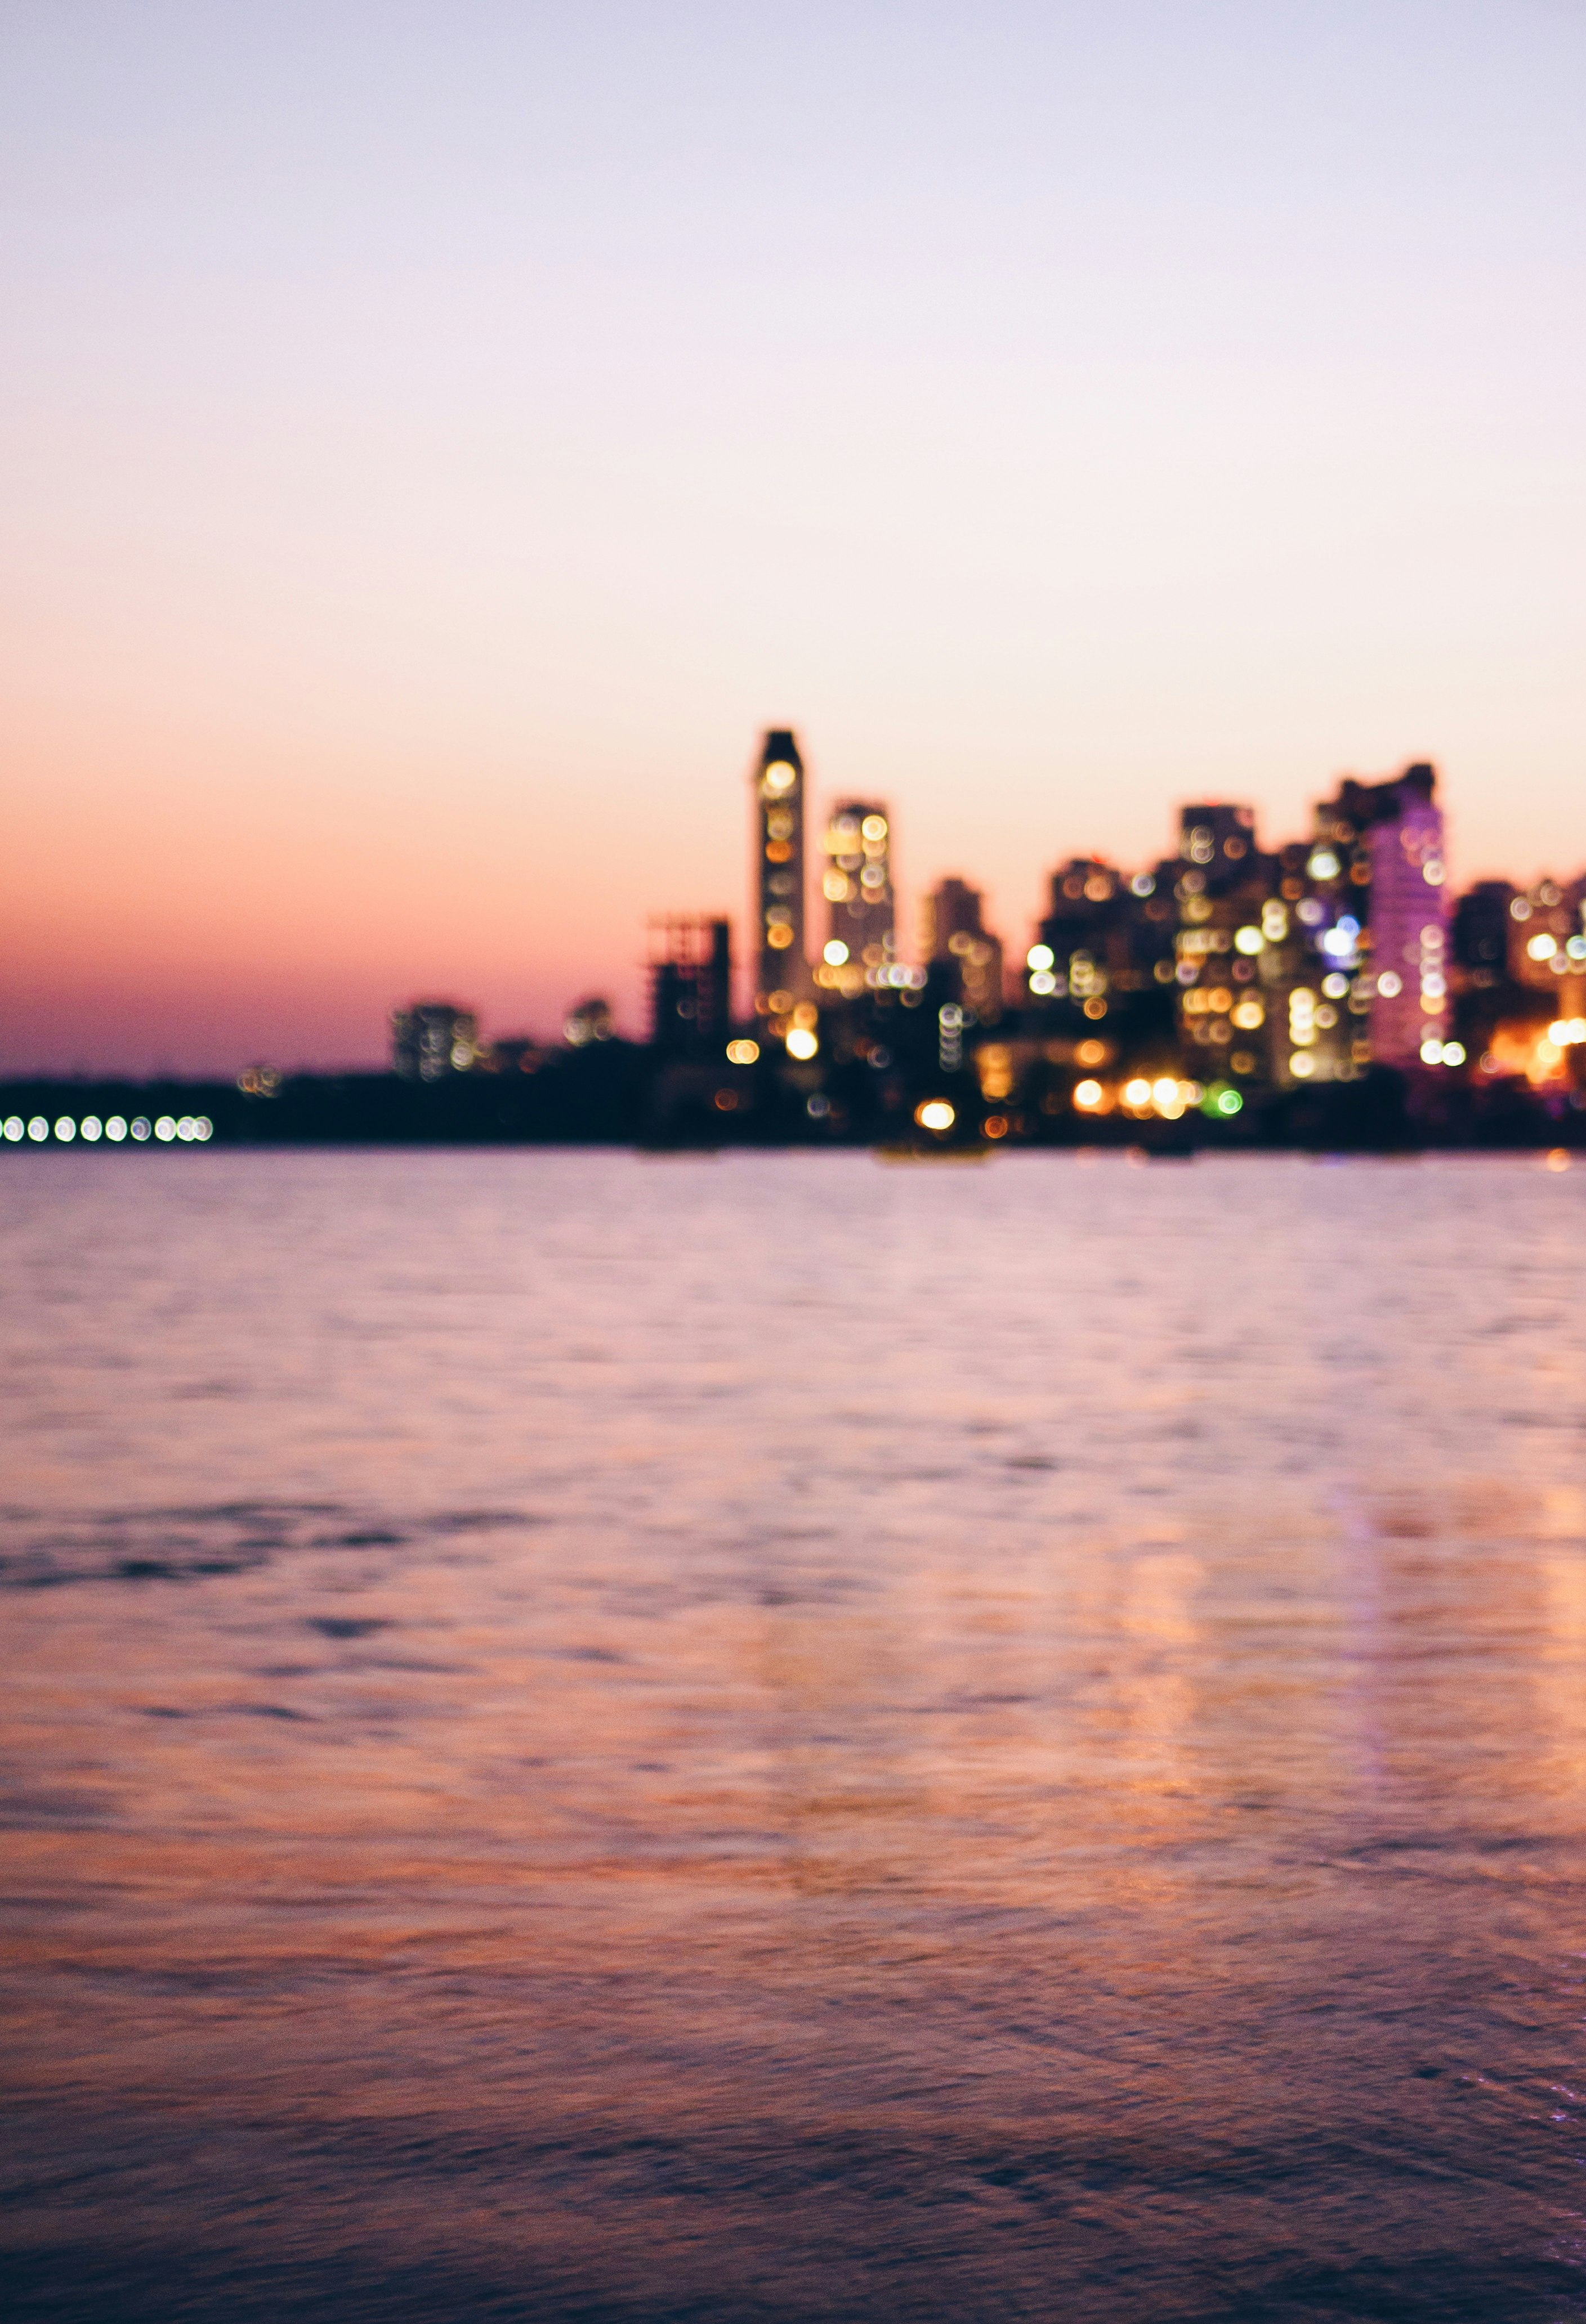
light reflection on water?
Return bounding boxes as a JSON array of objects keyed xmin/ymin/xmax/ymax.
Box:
[{"xmin": 3, "ymin": 1149, "xmax": 1586, "ymax": 2321}]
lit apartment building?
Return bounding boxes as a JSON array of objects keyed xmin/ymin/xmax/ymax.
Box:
[
  {"xmin": 1312, "ymin": 763, "xmax": 1450, "ymax": 1072},
  {"xmin": 820, "ymin": 800, "xmax": 895, "ymax": 982},
  {"xmin": 921, "ymin": 876, "xmax": 1003, "ymax": 1024},
  {"xmin": 1168, "ymin": 809, "xmax": 1281, "ymax": 1086},
  {"xmin": 752, "ymin": 729, "xmax": 811, "ymax": 1020}
]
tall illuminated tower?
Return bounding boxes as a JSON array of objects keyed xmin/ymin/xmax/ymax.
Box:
[
  {"xmin": 821, "ymin": 801, "xmax": 895, "ymax": 975},
  {"xmin": 1315, "ymin": 762, "xmax": 1449, "ymax": 1070},
  {"xmin": 752, "ymin": 729, "xmax": 810, "ymax": 1012}
]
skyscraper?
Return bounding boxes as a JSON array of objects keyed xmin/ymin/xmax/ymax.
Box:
[
  {"xmin": 1167, "ymin": 811, "xmax": 1279, "ymax": 1081},
  {"xmin": 647, "ymin": 916, "xmax": 734, "ymax": 1055},
  {"xmin": 921, "ymin": 876, "xmax": 1003, "ymax": 1024},
  {"xmin": 1505, "ymin": 877, "xmax": 1586, "ymax": 993},
  {"xmin": 1029, "ymin": 856, "xmax": 1178, "ymax": 1046},
  {"xmin": 1316, "ymin": 763, "xmax": 1449, "ymax": 1069},
  {"xmin": 752, "ymin": 729, "xmax": 810, "ymax": 1017},
  {"xmin": 821, "ymin": 800, "xmax": 895, "ymax": 975}
]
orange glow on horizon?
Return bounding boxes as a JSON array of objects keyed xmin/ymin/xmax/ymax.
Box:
[{"xmin": 6, "ymin": 7, "xmax": 1584, "ymax": 1076}]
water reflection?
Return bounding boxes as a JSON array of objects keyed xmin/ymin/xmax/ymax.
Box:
[{"xmin": 3, "ymin": 1152, "xmax": 1586, "ymax": 2319}]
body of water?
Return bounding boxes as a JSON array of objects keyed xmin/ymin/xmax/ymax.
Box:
[{"xmin": 3, "ymin": 1149, "xmax": 1586, "ymax": 2320}]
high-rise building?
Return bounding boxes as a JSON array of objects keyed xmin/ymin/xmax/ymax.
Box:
[
  {"xmin": 1505, "ymin": 877, "xmax": 1586, "ymax": 993},
  {"xmin": 1316, "ymin": 763, "xmax": 1449, "ymax": 1069},
  {"xmin": 647, "ymin": 916, "xmax": 733, "ymax": 1055},
  {"xmin": 699, "ymin": 917, "xmax": 732, "ymax": 1044},
  {"xmin": 1167, "ymin": 812, "xmax": 1281, "ymax": 1083},
  {"xmin": 1229, "ymin": 835, "xmax": 1359, "ymax": 1089},
  {"xmin": 391, "ymin": 1001, "xmax": 480, "ymax": 1080},
  {"xmin": 919, "ymin": 875, "xmax": 979, "ymax": 959},
  {"xmin": 752, "ymin": 730, "xmax": 810, "ymax": 1016},
  {"xmin": 1028, "ymin": 856, "xmax": 1178, "ymax": 1045},
  {"xmin": 1451, "ymin": 880, "xmax": 1516, "ymax": 988},
  {"xmin": 820, "ymin": 800, "xmax": 895, "ymax": 977},
  {"xmin": 1033, "ymin": 858, "xmax": 1132, "ymax": 1010},
  {"xmin": 1457, "ymin": 875, "xmax": 1586, "ymax": 1082},
  {"xmin": 1449, "ymin": 876, "xmax": 1576, "ymax": 1077},
  {"xmin": 921, "ymin": 876, "xmax": 1003, "ymax": 1024},
  {"xmin": 1177, "ymin": 804, "xmax": 1262, "ymax": 889}
]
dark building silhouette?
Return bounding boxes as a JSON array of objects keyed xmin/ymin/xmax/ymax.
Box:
[
  {"xmin": 647, "ymin": 916, "xmax": 733, "ymax": 1056},
  {"xmin": 563, "ymin": 997, "xmax": 615, "ymax": 1047},
  {"xmin": 391, "ymin": 1001, "xmax": 480, "ymax": 1080},
  {"xmin": 1030, "ymin": 857, "xmax": 1177, "ymax": 1023},
  {"xmin": 921, "ymin": 876, "xmax": 1004, "ymax": 1024},
  {"xmin": 699, "ymin": 917, "xmax": 732, "ymax": 1044},
  {"xmin": 1453, "ymin": 880, "xmax": 1517, "ymax": 986},
  {"xmin": 482, "ymin": 1036, "xmax": 542, "ymax": 1075},
  {"xmin": 1177, "ymin": 803, "xmax": 1262, "ymax": 890}
]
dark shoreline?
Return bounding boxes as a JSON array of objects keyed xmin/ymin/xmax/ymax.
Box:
[{"xmin": 8, "ymin": 1005, "xmax": 1586, "ymax": 1162}]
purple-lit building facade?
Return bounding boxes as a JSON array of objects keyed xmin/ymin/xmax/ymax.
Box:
[{"xmin": 1320, "ymin": 763, "xmax": 1450, "ymax": 1072}]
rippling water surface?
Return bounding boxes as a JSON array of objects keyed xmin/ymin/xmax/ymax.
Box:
[{"xmin": 5, "ymin": 1149, "xmax": 1586, "ymax": 2321}]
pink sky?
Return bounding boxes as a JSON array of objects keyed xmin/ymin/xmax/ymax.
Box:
[{"xmin": 4, "ymin": 2, "xmax": 1583, "ymax": 1074}]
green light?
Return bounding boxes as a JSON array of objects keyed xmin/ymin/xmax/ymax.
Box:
[{"xmin": 1201, "ymin": 1081, "xmax": 1244, "ymax": 1119}]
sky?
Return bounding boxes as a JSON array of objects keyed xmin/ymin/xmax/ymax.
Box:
[{"xmin": 3, "ymin": 0, "xmax": 1583, "ymax": 1073}]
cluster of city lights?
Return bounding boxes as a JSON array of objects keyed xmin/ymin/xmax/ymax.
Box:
[
  {"xmin": 736, "ymin": 736, "xmax": 1586, "ymax": 1116},
  {"xmin": 2, "ymin": 1113, "xmax": 213, "ymax": 1145},
  {"xmin": 1122, "ymin": 1076, "xmax": 1200, "ymax": 1120},
  {"xmin": 821, "ymin": 812, "xmax": 890, "ymax": 914},
  {"xmin": 1070, "ymin": 1076, "xmax": 1243, "ymax": 1120},
  {"xmin": 1027, "ymin": 911, "xmax": 1453, "ymax": 1086},
  {"xmin": 1413, "ymin": 918, "xmax": 1447, "ymax": 1037},
  {"xmin": 758, "ymin": 756, "xmax": 801, "ymax": 955},
  {"xmin": 906, "ymin": 1097, "xmax": 1007, "ymax": 1141},
  {"xmin": 1025, "ymin": 943, "xmax": 1060, "ymax": 997},
  {"xmin": 1514, "ymin": 889, "xmax": 1586, "ymax": 969},
  {"xmin": 1529, "ymin": 1020, "xmax": 1586, "ymax": 1076}
]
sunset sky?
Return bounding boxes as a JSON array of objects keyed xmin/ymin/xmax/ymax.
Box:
[{"xmin": 4, "ymin": 1, "xmax": 1584, "ymax": 1074}]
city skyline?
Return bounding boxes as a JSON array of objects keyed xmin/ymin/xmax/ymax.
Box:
[
  {"xmin": 5, "ymin": 3, "xmax": 1584, "ymax": 1075},
  {"xmin": 6, "ymin": 726, "xmax": 1582, "ymax": 1150},
  {"xmin": 10, "ymin": 17, "xmax": 1586, "ymax": 2318},
  {"xmin": 7, "ymin": 721, "xmax": 1586, "ymax": 1077}
]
